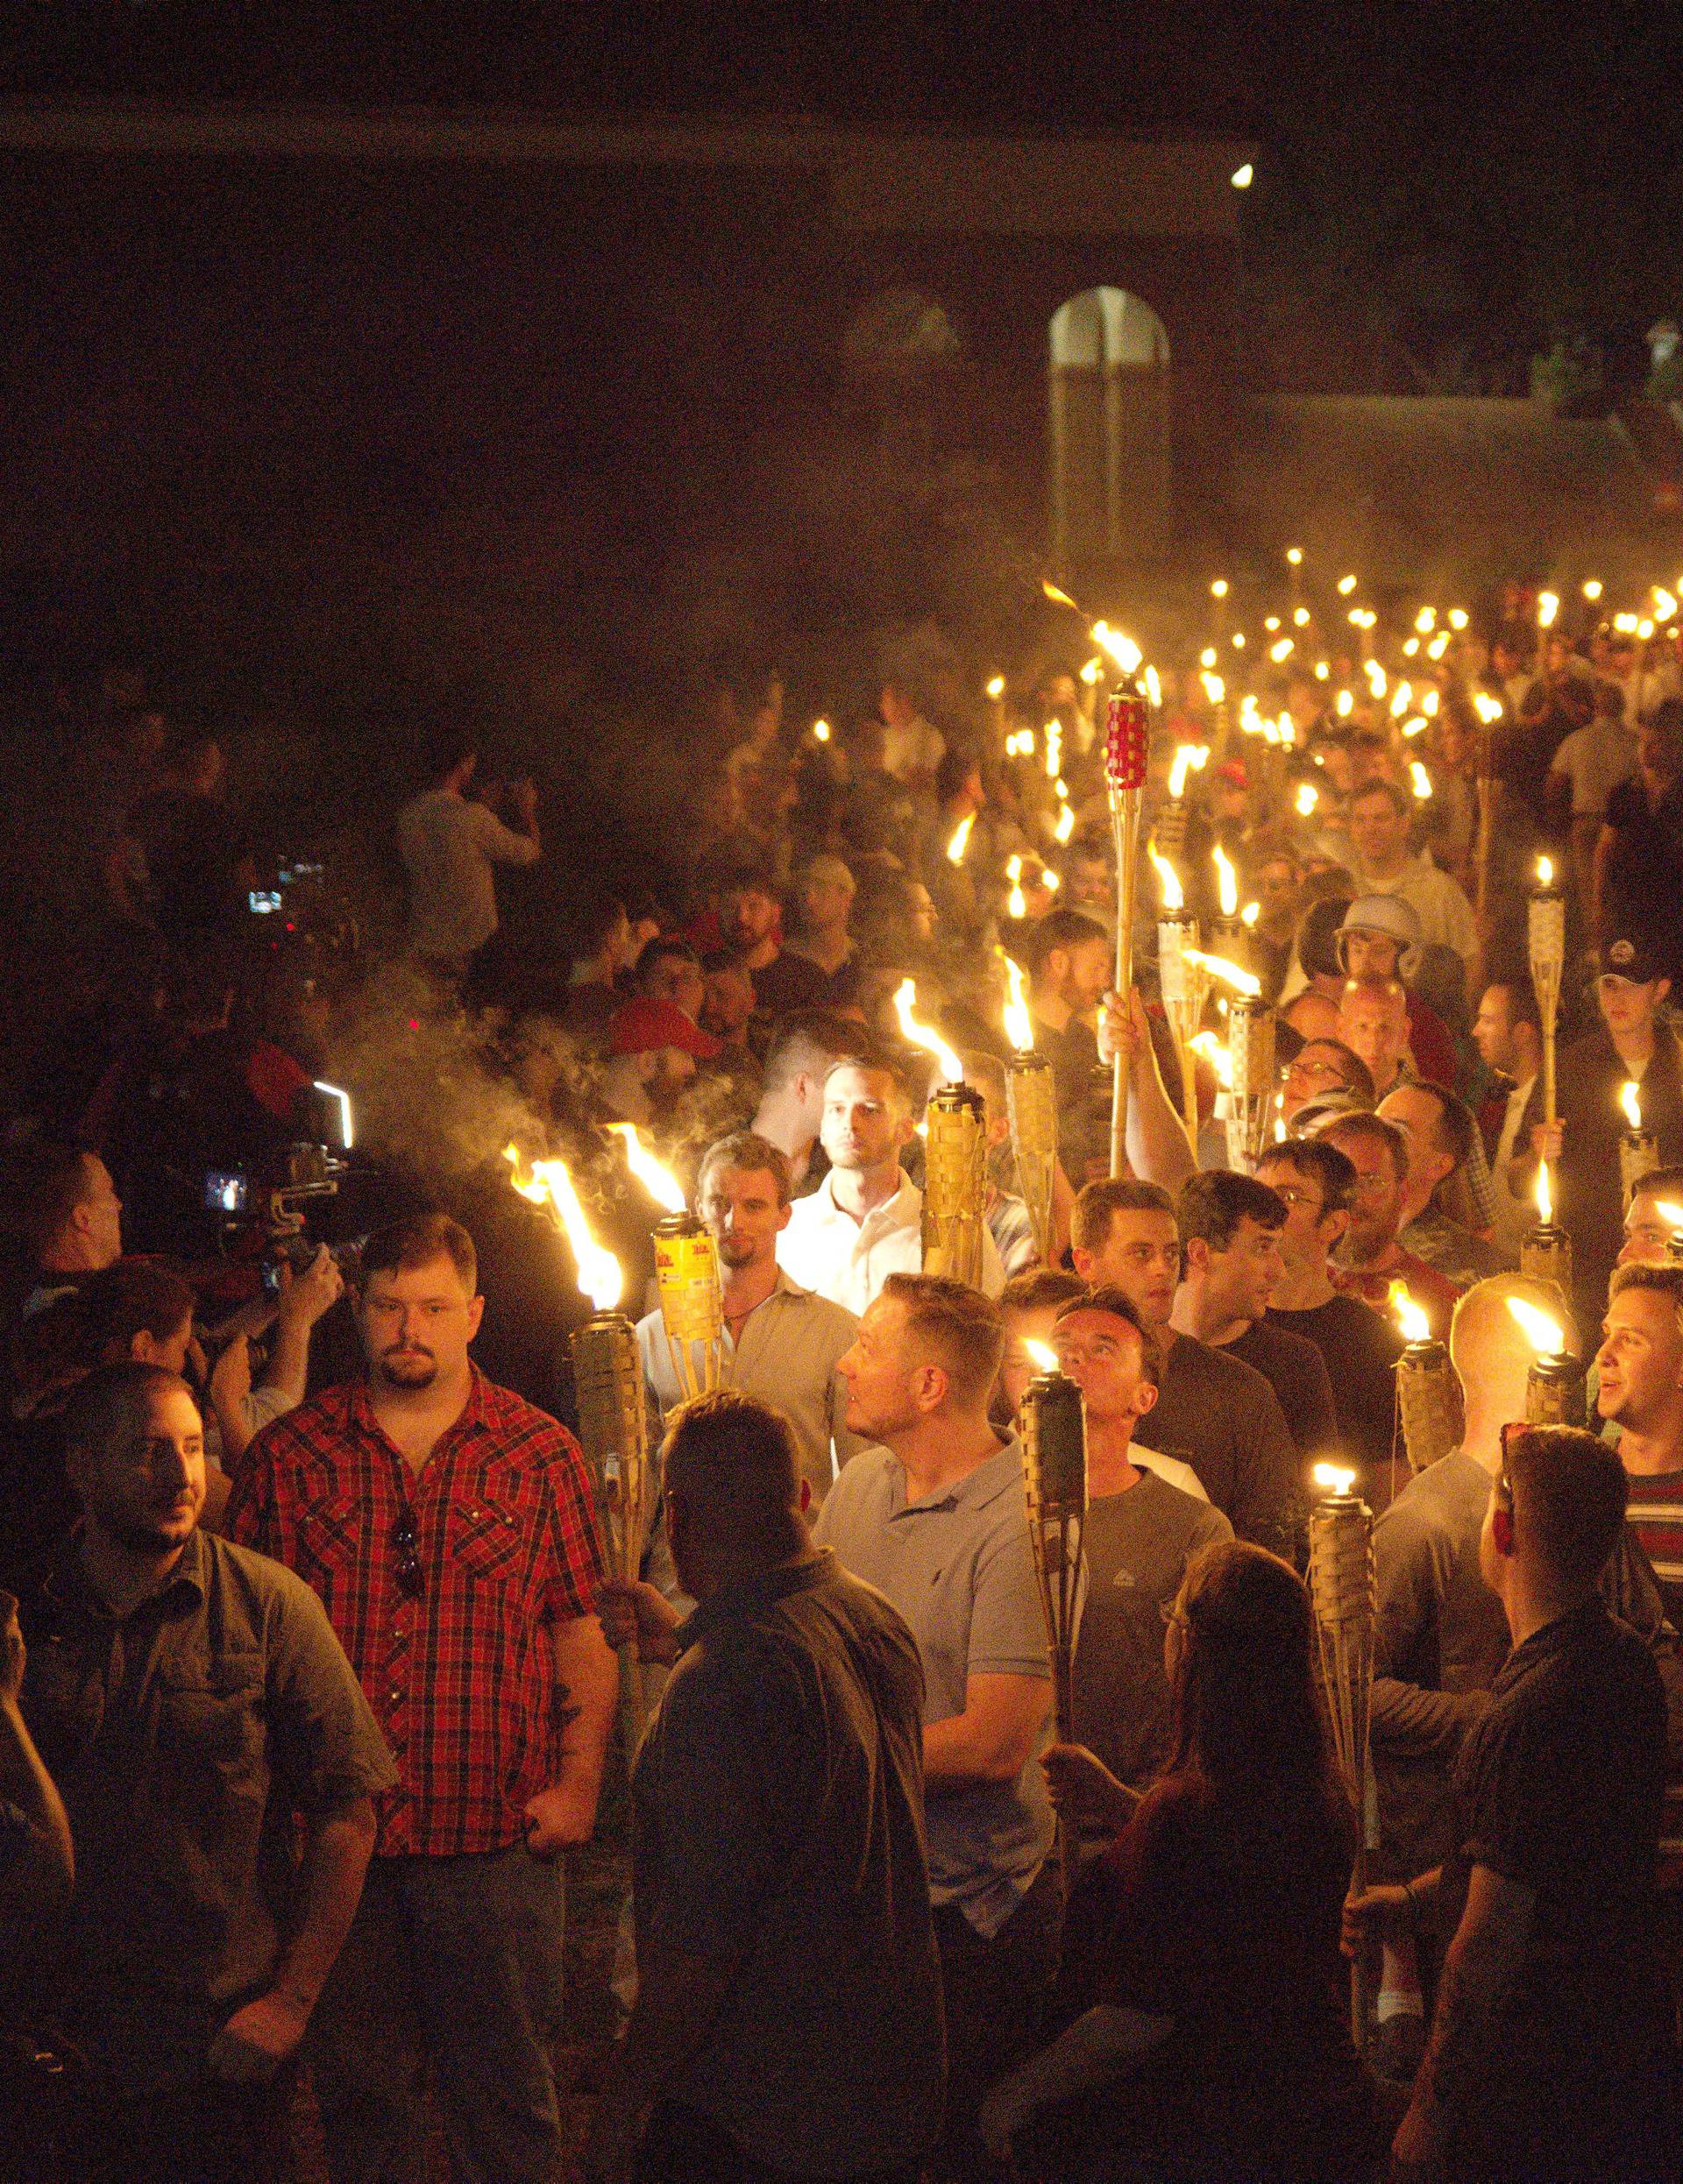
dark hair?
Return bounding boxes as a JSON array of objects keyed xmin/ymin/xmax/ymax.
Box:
[
  {"xmin": 662, "ymin": 1389, "xmax": 804, "ymax": 1556},
  {"xmin": 1178, "ymin": 1171, "xmax": 1287, "ymax": 1254},
  {"xmin": 1291, "ymin": 1037, "xmax": 1375, "ymax": 1104},
  {"xmin": 1025, "ymin": 907, "xmax": 1109, "ymax": 977},
  {"xmin": 1000, "ymin": 1267, "xmax": 1088, "ymax": 1314},
  {"xmin": 1350, "ymin": 779, "xmax": 1411, "ymax": 819},
  {"xmin": 1505, "ymin": 1425, "xmax": 1628, "ymax": 1591},
  {"xmin": 696, "ymin": 1131, "xmax": 793, "ymax": 1209},
  {"xmin": 1258, "ymin": 1137, "xmax": 1359, "ymax": 1217},
  {"xmin": 3, "ymin": 1141, "xmax": 101, "ymax": 1260},
  {"xmin": 74, "ymin": 1260, "xmax": 195, "ymax": 1361},
  {"xmin": 1403, "ymin": 1080, "xmax": 1476, "ymax": 1171},
  {"xmin": 1166, "ymin": 1540, "xmax": 1352, "ymax": 1835},
  {"xmin": 1071, "ymin": 1178, "xmax": 1175, "ymax": 1252},
  {"xmin": 1630, "ymin": 1164, "xmax": 1683, "ymax": 1207},
  {"xmin": 1296, "ymin": 897, "xmax": 1354, "ymax": 982},
  {"xmin": 822, "ymin": 1048, "xmax": 913, "ymax": 1108},
  {"xmin": 360, "ymin": 1212, "xmax": 477, "ymax": 1294},
  {"xmin": 1055, "ymin": 1283, "xmax": 1161, "ymax": 1387},
  {"xmin": 761, "ymin": 1010, "xmax": 862, "ymax": 1095},
  {"xmin": 635, "ymin": 936, "xmax": 701, "ymax": 991},
  {"xmin": 1481, "ymin": 976, "xmax": 1544, "ymax": 1035},
  {"xmin": 576, "ymin": 894, "xmax": 628, "ymax": 957},
  {"xmin": 1609, "ymin": 1262, "xmax": 1683, "ymax": 1317},
  {"xmin": 1321, "ymin": 1111, "xmax": 1410, "ymax": 1183},
  {"xmin": 880, "ymin": 1272, "xmax": 1005, "ymax": 1402},
  {"xmin": 60, "ymin": 1360, "xmax": 192, "ymax": 1458}
]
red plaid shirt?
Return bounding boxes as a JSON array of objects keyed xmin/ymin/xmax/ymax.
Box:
[{"xmin": 226, "ymin": 1368, "xmax": 606, "ymax": 1857}]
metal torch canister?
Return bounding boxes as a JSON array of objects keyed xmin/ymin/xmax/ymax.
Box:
[
  {"xmin": 1622, "ymin": 1131, "xmax": 1660, "ymax": 1204},
  {"xmin": 1524, "ymin": 1351, "xmax": 1588, "ymax": 1429},
  {"xmin": 1005, "ymin": 1053, "xmax": 1059, "ymax": 1268},
  {"xmin": 1518, "ymin": 1224, "xmax": 1574, "ymax": 1298},
  {"xmin": 922, "ymin": 1082, "xmax": 989, "ymax": 1289},
  {"xmin": 1395, "ymin": 1339, "xmax": 1461, "ymax": 1475},
  {"xmin": 652, "ymin": 1212, "xmax": 725, "ymax": 1398},
  {"xmin": 1224, "ymin": 995, "xmax": 1276, "ymax": 1170}
]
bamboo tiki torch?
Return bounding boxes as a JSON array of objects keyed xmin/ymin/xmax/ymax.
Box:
[
  {"xmin": 1224, "ymin": 992, "xmax": 1276, "ymax": 1173},
  {"xmin": 1474, "ymin": 707, "xmax": 1498, "ymax": 928},
  {"xmin": 1000, "ymin": 950, "xmax": 1058, "ymax": 1267},
  {"xmin": 652, "ymin": 1213, "xmax": 726, "ymax": 1400},
  {"xmin": 1528, "ymin": 856, "xmax": 1566, "ymax": 1132},
  {"xmin": 571, "ymin": 1311, "xmax": 653, "ymax": 1755},
  {"xmin": 1390, "ymin": 1284, "xmax": 1461, "ymax": 1478},
  {"xmin": 1509, "ymin": 1295, "xmax": 1588, "ymax": 1429},
  {"xmin": 1020, "ymin": 1343, "xmax": 1088, "ymax": 1897},
  {"xmin": 1519, "ymin": 1163, "xmax": 1573, "ymax": 1298},
  {"xmin": 1105, "ymin": 691, "xmax": 1150, "ymax": 1178},
  {"xmin": 1309, "ymin": 1473, "xmax": 1377, "ymax": 2056},
  {"xmin": 1150, "ymin": 840, "xmax": 1204, "ymax": 1145},
  {"xmin": 1621, "ymin": 1081, "xmax": 1659, "ymax": 1204}
]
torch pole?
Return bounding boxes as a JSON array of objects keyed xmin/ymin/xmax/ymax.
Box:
[{"xmin": 1104, "ymin": 691, "xmax": 1150, "ymax": 1181}]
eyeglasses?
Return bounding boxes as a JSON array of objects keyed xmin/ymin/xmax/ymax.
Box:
[
  {"xmin": 392, "ymin": 1508, "xmax": 424, "ymax": 1599},
  {"xmin": 1269, "ymin": 1184, "xmax": 1326, "ymax": 1216}
]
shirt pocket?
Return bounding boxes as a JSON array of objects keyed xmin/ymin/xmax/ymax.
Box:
[
  {"xmin": 445, "ymin": 1497, "xmax": 526, "ymax": 1586},
  {"xmin": 153, "ymin": 1652, "xmax": 266, "ymax": 1774},
  {"xmin": 297, "ymin": 1493, "xmax": 363, "ymax": 1592}
]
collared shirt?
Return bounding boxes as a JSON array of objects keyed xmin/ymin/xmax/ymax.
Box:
[
  {"xmin": 814, "ymin": 1433, "xmax": 1053, "ymax": 1937},
  {"xmin": 396, "ymin": 787, "xmax": 539, "ymax": 959},
  {"xmin": 1489, "ymin": 1072, "xmax": 1539, "ymax": 1256},
  {"xmin": 633, "ymin": 1550, "xmax": 943, "ymax": 2173},
  {"xmin": 1351, "ymin": 851, "xmax": 1477, "ymax": 963},
  {"xmin": 776, "ymin": 1170, "xmax": 1005, "ymax": 1318},
  {"xmin": 226, "ymin": 1367, "xmax": 605, "ymax": 1858},
  {"xmin": 636, "ymin": 1270, "xmax": 863, "ymax": 1505},
  {"xmin": 20, "ymin": 1526, "xmax": 394, "ymax": 2087}
]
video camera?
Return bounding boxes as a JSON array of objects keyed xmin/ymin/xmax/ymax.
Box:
[{"xmin": 203, "ymin": 1082, "xmax": 366, "ymax": 1298}]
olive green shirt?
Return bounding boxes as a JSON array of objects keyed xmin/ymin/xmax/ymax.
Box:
[{"xmin": 21, "ymin": 1526, "xmax": 396, "ymax": 2088}]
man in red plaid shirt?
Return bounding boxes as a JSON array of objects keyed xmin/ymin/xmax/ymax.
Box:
[{"xmin": 228, "ymin": 1211, "xmax": 617, "ymax": 2184}]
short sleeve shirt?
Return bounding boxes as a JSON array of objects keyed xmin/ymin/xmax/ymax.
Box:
[
  {"xmin": 813, "ymin": 1435, "xmax": 1053, "ymax": 1935},
  {"xmin": 226, "ymin": 1369, "xmax": 604, "ymax": 1857}
]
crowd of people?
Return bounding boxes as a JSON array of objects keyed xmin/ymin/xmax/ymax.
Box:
[{"xmin": 4, "ymin": 565, "xmax": 1683, "ymax": 2183}]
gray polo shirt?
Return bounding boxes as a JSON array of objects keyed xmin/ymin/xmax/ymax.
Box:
[
  {"xmin": 637, "ymin": 1271, "xmax": 865, "ymax": 1506},
  {"xmin": 632, "ymin": 1549, "xmax": 943, "ymax": 2174},
  {"xmin": 814, "ymin": 1432, "xmax": 1054, "ymax": 1938}
]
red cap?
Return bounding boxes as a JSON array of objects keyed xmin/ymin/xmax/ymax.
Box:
[{"xmin": 606, "ymin": 996, "xmax": 722, "ymax": 1060}]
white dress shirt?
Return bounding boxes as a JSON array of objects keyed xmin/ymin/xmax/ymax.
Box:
[{"xmin": 777, "ymin": 1171, "xmax": 1005, "ymax": 1318}]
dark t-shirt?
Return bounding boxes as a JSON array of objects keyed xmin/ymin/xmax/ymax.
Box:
[
  {"xmin": 1601, "ymin": 777, "xmax": 1683, "ymax": 975},
  {"xmin": 1142, "ymin": 1335, "xmax": 1303, "ymax": 1563},
  {"xmin": 1223, "ymin": 1319, "xmax": 1339, "ymax": 1463},
  {"xmin": 1442, "ymin": 1599, "xmax": 1672, "ymax": 2176},
  {"xmin": 1267, "ymin": 1294, "xmax": 1403, "ymax": 1491},
  {"xmin": 750, "ymin": 948, "xmax": 829, "ymax": 1022}
]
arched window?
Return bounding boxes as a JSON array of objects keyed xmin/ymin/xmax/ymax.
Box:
[{"xmin": 1048, "ymin": 287, "xmax": 1171, "ymax": 565}]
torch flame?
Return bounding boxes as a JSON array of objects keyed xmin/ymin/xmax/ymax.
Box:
[
  {"xmin": 504, "ymin": 1145, "xmax": 621, "ymax": 1311},
  {"xmin": 1313, "ymin": 1461, "xmax": 1356, "ymax": 1496},
  {"xmin": 1655, "ymin": 1201, "xmax": 1683, "ymax": 1232},
  {"xmin": 1410, "ymin": 760, "xmax": 1432, "ymax": 800},
  {"xmin": 1023, "ymin": 1337, "xmax": 1061, "ymax": 1374},
  {"xmin": 1538, "ymin": 591, "xmax": 1559, "ymax": 630},
  {"xmin": 1507, "ymin": 1296, "xmax": 1566, "ymax": 1356},
  {"xmin": 1473, "ymin": 691, "xmax": 1505, "ymax": 725},
  {"xmin": 1535, "ymin": 1161, "xmax": 1553, "ymax": 1225},
  {"xmin": 999, "ymin": 950, "xmax": 1034, "ymax": 1053},
  {"xmin": 947, "ymin": 812, "xmax": 976, "ymax": 865},
  {"xmin": 986, "ymin": 675, "xmax": 1005, "ymax": 699},
  {"xmin": 1168, "ymin": 744, "xmax": 1210, "ymax": 799},
  {"xmin": 1190, "ymin": 1030, "xmax": 1234, "ymax": 1089},
  {"xmin": 1295, "ymin": 782, "xmax": 1319, "ymax": 817},
  {"xmin": 1338, "ymin": 574, "xmax": 1359, "ymax": 595},
  {"xmin": 894, "ymin": 978, "xmax": 963, "ymax": 1085},
  {"xmin": 1200, "ymin": 670, "xmax": 1225, "ymax": 706},
  {"xmin": 1537, "ymin": 854, "xmax": 1554, "ymax": 889},
  {"xmin": 1042, "ymin": 579, "xmax": 1083, "ymax": 611},
  {"xmin": 1212, "ymin": 844, "xmax": 1239, "ymax": 918},
  {"xmin": 1183, "ymin": 948, "xmax": 1262, "ymax": 998},
  {"xmin": 1388, "ymin": 1282, "xmax": 1432, "ymax": 1344},
  {"xmin": 813, "ymin": 717, "xmax": 832, "ymax": 743},
  {"xmin": 1145, "ymin": 664, "xmax": 1162, "ymax": 707},
  {"xmin": 1148, "ymin": 838, "xmax": 1184, "ymax": 911},
  {"xmin": 1053, "ymin": 801, "xmax": 1076, "ymax": 845},
  {"xmin": 607, "ymin": 1124, "xmax": 687, "ymax": 1215},
  {"xmin": 1242, "ymin": 900, "xmax": 1260, "ymax": 927},
  {"xmin": 1091, "ymin": 620, "xmax": 1144, "ymax": 676},
  {"xmin": 1623, "ymin": 1081, "xmax": 1644, "ymax": 1133}
]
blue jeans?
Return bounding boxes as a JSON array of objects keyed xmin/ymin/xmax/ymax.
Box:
[{"xmin": 308, "ymin": 1842, "xmax": 567, "ymax": 2184}]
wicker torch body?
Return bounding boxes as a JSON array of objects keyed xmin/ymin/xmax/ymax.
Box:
[
  {"xmin": 1021, "ymin": 1367, "xmax": 1088, "ymax": 1897},
  {"xmin": 1005, "ymin": 1053, "xmax": 1059, "ymax": 1269},
  {"xmin": 571, "ymin": 1310, "xmax": 654, "ymax": 1753},
  {"xmin": 1224, "ymin": 996, "xmax": 1276, "ymax": 1172},
  {"xmin": 1309, "ymin": 1493, "xmax": 1377, "ymax": 2055},
  {"xmin": 923, "ymin": 1083, "xmax": 988, "ymax": 1288}
]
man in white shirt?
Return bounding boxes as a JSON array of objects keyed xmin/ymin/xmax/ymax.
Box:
[
  {"xmin": 396, "ymin": 740, "xmax": 540, "ymax": 975},
  {"xmin": 1472, "ymin": 980, "xmax": 1545, "ymax": 1257},
  {"xmin": 1347, "ymin": 779, "xmax": 1476, "ymax": 973},
  {"xmin": 777, "ymin": 1054, "xmax": 1004, "ymax": 1316}
]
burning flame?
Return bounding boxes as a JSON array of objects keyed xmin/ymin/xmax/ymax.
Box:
[
  {"xmin": 1168, "ymin": 744, "xmax": 1210, "ymax": 799},
  {"xmin": 1537, "ymin": 591, "xmax": 1559, "ymax": 630},
  {"xmin": 813, "ymin": 717, "xmax": 832, "ymax": 743},
  {"xmin": 1080, "ymin": 656, "xmax": 1102, "ymax": 684},
  {"xmin": 1415, "ymin": 607, "xmax": 1436, "ymax": 635},
  {"xmin": 1390, "ymin": 1282, "xmax": 1432, "ymax": 1344},
  {"xmin": 1656, "ymin": 589, "xmax": 1679, "ymax": 623},
  {"xmin": 1053, "ymin": 802, "xmax": 1076, "ymax": 845},
  {"xmin": 1183, "ymin": 948, "xmax": 1261, "ymax": 998},
  {"xmin": 1536, "ymin": 854, "xmax": 1554, "ymax": 889},
  {"xmin": 1622, "ymin": 1081, "xmax": 1644, "ymax": 1133},
  {"xmin": 1583, "ymin": 580, "xmax": 1604, "ymax": 604},
  {"xmin": 1654, "ymin": 1200, "xmax": 1683, "ymax": 1233},
  {"xmin": 1091, "ymin": 620, "xmax": 1143, "ymax": 675},
  {"xmin": 1145, "ymin": 664, "xmax": 1162, "ymax": 707},
  {"xmin": 607, "ymin": 1124, "xmax": 686, "ymax": 1214},
  {"xmin": 1507, "ymin": 1296, "xmax": 1566, "ymax": 1355},
  {"xmin": 1213, "ymin": 844, "xmax": 1239, "ymax": 918},
  {"xmin": 1045, "ymin": 720, "xmax": 1062, "ymax": 780},
  {"xmin": 504, "ymin": 1145, "xmax": 621, "ymax": 1311},
  {"xmin": 1293, "ymin": 606, "xmax": 1310, "ymax": 627},
  {"xmin": 1148, "ymin": 839, "xmax": 1184, "ymax": 911},
  {"xmin": 1535, "ymin": 1162, "xmax": 1553, "ymax": 1225},
  {"xmin": 1473, "ymin": 691, "xmax": 1505, "ymax": 725},
  {"xmin": 1000, "ymin": 950, "xmax": 1034, "ymax": 1053},
  {"xmin": 1211, "ymin": 578, "xmax": 1230, "ymax": 599},
  {"xmin": 1242, "ymin": 901, "xmax": 1260, "ymax": 928},
  {"xmin": 1269, "ymin": 638, "xmax": 1295, "ymax": 663},
  {"xmin": 1295, "ymin": 782, "xmax": 1319, "ymax": 818},
  {"xmin": 1313, "ymin": 1462, "xmax": 1356, "ymax": 1496},
  {"xmin": 1338, "ymin": 574, "xmax": 1359, "ymax": 595},
  {"xmin": 894, "ymin": 978, "xmax": 963, "ymax": 1084},
  {"xmin": 1449, "ymin": 608, "xmax": 1470, "ymax": 630},
  {"xmin": 313, "ymin": 1080, "xmax": 354, "ymax": 1150},
  {"xmin": 1410, "ymin": 760, "xmax": 1433, "ymax": 800},
  {"xmin": 1023, "ymin": 1337, "xmax": 1061, "ymax": 1374},
  {"xmin": 947, "ymin": 812, "xmax": 976, "ymax": 865},
  {"xmin": 1190, "ymin": 1030, "xmax": 1233, "ymax": 1089},
  {"xmin": 1005, "ymin": 853, "xmax": 1026, "ymax": 919},
  {"xmin": 1200, "ymin": 670, "xmax": 1225, "ymax": 706},
  {"xmin": 985, "ymin": 675, "xmax": 1005, "ymax": 700},
  {"xmin": 1042, "ymin": 578, "xmax": 1082, "ymax": 611},
  {"xmin": 1286, "ymin": 546, "xmax": 1303, "ymax": 567}
]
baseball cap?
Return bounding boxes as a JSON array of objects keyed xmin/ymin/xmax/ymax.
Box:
[
  {"xmin": 606, "ymin": 997, "xmax": 723, "ymax": 1060},
  {"xmin": 1598, "ymin": 936, "xmax": 1665, "ymax": 986}
]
